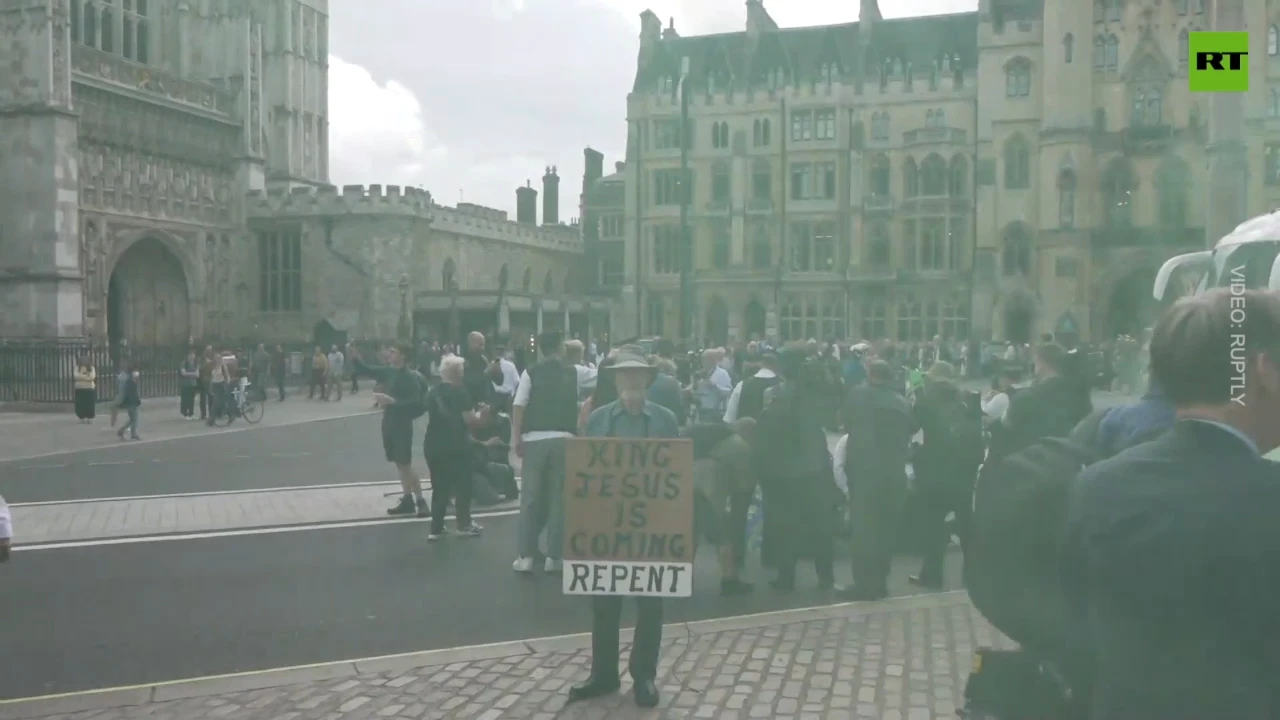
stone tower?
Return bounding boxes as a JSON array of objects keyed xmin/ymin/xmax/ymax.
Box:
[
  {"xmin": 0, "ymin": 0, "xmax": 84, "ymax": 337},
  {"xmin": 261, "ymin": 0, "xmax": 330, "ymax": 190}
]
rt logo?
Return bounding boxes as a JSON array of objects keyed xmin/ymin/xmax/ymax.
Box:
[{"xmin": 1189, "ymin": 31, "xmax": 1249, "ymax": 92}]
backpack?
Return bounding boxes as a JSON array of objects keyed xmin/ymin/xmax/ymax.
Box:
[{"xmin": 964, "ymin": 407, "xmax": 1162, "ymax": 655}]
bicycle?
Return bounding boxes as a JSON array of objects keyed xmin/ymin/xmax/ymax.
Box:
[{"xmin": 213, "ymin": 377, "xmax": 264, "ymax": 426}]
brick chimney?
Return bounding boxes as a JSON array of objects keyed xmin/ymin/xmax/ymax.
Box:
[
  {"xmin": 516, "ymin": 181, "xmax": 537, "ymax": 224},
  {"xmin": 542, "ymin": 166, "xmax": 560, "ymax": 225}
]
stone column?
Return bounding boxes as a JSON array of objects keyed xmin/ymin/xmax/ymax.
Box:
[
  {"xmin": 563, "ymin": 305, "xmax": 570, "ymax": 335},
  {"xmin": 536, "ymin": 305, "xmax": 543, "ymax": 333},
  {"xmin": 1205, "ymin": 0, "xmax": 1248, "ymax": 247}
]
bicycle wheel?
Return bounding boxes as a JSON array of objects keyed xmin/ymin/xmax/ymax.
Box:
[
  {"xmin": 241, "ymin": 397, "xmax": 264, "ymax": 424},
  {"xmin": 214, "ymin": 405, "xmax": 235, "ymax": 426}
]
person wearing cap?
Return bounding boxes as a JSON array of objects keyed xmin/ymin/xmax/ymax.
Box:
[
  {"xmin": 723, "ymin": 350, "xmax": 781, "ymax": 423},
  {"xmin": 567, "ymin": 345, "xmax": 680, "ymax": 709}
]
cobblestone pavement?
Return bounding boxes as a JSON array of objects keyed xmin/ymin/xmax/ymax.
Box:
[
  {"xmin": 0, "ymin": 395, "xmax": 379, "ymax": 462},
  {"xmin": 0, "ymin": 591, "xmax": 1012, "ymax": 720}
]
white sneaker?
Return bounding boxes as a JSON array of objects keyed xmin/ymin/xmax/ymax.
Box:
[
  {"xmin": 544, "ymin": 558, "xmax": 562, "ymax": 573},
  {"xmin": 512, "ymin": 557, "xmax": 534, "ymax": 573}
]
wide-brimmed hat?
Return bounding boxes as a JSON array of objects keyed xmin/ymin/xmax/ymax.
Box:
[{"xmin": 609, "ymin": 344, "xmax": 656, "ymax": 372}]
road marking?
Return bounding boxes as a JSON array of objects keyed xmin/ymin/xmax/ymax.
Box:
[
  {"xmin": 271, "ymin": 451, "xmax": 311, "ymax": 457},
  {"xmin": 0, "ymin": 408, "xmax": 379, "ymax": 464},
  {"xmin": 8, "ymin": 476, "xmax": 521, "ymax": 507},
  {"xmin": 16, "ymin": 463, "xmax": 66, "ymax": 470},
  {"xmin": 11, "ymin": 507, "xmax": 522, "ymax": 550},
  {"xmin": 87, "ymin": 460, "xmax": 134, "ymax": 466},
  {"xmin": 0, "ymin": 590, "xmax": 967, "ymax": 707}
]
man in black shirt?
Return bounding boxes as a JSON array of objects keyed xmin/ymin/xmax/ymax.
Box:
[{"xmin": 354, "ymin": 344, "xmax": 428, "ymax": 517}]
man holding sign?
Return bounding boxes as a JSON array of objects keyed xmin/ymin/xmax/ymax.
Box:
[{"xmin": 563, "ymin": 345, "xmax": 686, "ymax": 709}]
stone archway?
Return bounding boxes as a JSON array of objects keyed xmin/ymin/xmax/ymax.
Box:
[
  {"xmin": 1001, "ymin": 291, "xmax": 1036, "ymax": 345},
  {"xmin": 1108, "ymin": 266, "xmax": 1158, "ymax": 337},
  {"xmin": 107, "ymin": 236, "xmax": 191, "ymax": 346},
  {"xmin": 744, "ymin": 298, "xmax": 767, "ymax": 340},
  {"xmin": 705, "ymin": 296, "xmax": 729, "ymax": 346}
]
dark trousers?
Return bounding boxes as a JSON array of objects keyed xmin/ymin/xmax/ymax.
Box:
[
  {"xmin": 849, "ymin": 482, "xmax": 903, "ymax": 595},
  {"xmin": 196, "ymin": 380, "xmax": 209, "ymax": 418},
  {"xmin": 727, "ymin": 490, "xmax": 753, "ymax": 572},
  {"xmin": 590, "ymin": 595, "xmax": 664, "ymax": 682},
  {"xmin": 206, "ymin": 383, "xmax": 227, "ymax": 424},
  {"xmin": 774, "ymin": 543, "xmax": 835, "ymax": 588},
  {"xmin": 274, "ymin": 372, "xmax": 286, "ymax": 401},
  {"xmin": 308, "ymin": 371, "xmax": 325, "ymax": 399},
  {"xmin": 179, "ymin": 385, "xmax": 196, "ymax": 417},
  {"xmin": 426, "ymin": 450, "xmax": 472, "ymax": 533},
  {"xmin": 917, "ymin": 466, "xmax": 976, "ymax": 584}
]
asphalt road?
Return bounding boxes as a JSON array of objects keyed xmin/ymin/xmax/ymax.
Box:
[
  {"xmin": 1, "ymin": 414, "xmax": 392, "ymax": 503},
  {"xmin": 0, "ymin": 516, "xmax": 963, "ymax": 699}
]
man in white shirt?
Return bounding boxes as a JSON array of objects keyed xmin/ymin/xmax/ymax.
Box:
[
  {"xmin": 692, "ymin": 350, "xmax": 734, "ymax": 423},
  {"xmin": 510, "ymin": 331, "xmax": 580, "ymax": 574},
  {"xmin": 0, "ymin": 494, "xmax": 12, "ymax": 562},
  {"xmin": 723, "ymin": 351, "xmax": 780, "ymax": 423},
  {"xmin": 565, "ymin": 339, "xmax": 597, "ymax": 401},
  {"xmin": 982, "ymin": 370, "xmax": 1018, "ymax": 424},
  {"xmin": 490, "ymin": 346, "xmax": 520, "ymax": 409},
  {"xmin": 326, "ymin": 345, "xmax": 345, "ymax": 401}
]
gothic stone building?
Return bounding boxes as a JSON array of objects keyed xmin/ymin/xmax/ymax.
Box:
[
  {"xmin": 0, "ymin": 0, "xmax": 596, "ymax": 347},
  {"xmin": 616, "ymin": 0, "xmax": 1269, "ymax": 344}
]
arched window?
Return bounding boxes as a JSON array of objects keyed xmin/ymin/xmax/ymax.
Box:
[
  {"xmin": 948, "ymin": 155, "xmax": 968, "ymax": 196},
  {"xmin": 1270, "ymin": 88, "xmax": 1280, "ymax": 118},
  {"xmin": 1001, "ymin": 224, "xmax": 1032, "ymax": 276},
  {"xmin": 522, "ymin": 267, "xmax": 532, "ymax": 291},
  {"xmin": 869, "ymin": 154, "xmax": 890, "ymax": 195},
  {"xmin": 1003, "ymin": 134, "xmax": 1030, "ymax": 190},
  {"xmin": 71, "ymin": 0, "xmax": 81, "ymax": 42},
  {"xmin": 920, "ymin": 153, "xmax": 947, "ymax": 196},
  {"xmin": 543, "ymin": 271, "xmax": 553, "ymax": 295},
  {"xmin": 1101, "ymin": 158, "xmax": 1134, "ymax": 226},
  {"xmin": 1178, "ymin": 30, "xmax": 1189, "ymax": 69},
  {"xmin": 1064, "ymin": 33, "xmax": 1074, "ymax": 63},
  {"xmin": 1130, "ymin": 56, "xmax": 1164, "ymax": 125},
  {"xmin": 1093, "ymin": 35, "xmax": 1105, "ymax": 69},
  {"xmin": 1005, "ymin": 58, "xmax": 1032, "ymax": 97},
  {"xmin": 83, "ymin": 1, "xmax": 98, "ymax": 48},
  {"xmin": 903, "ymin": 157, "xmax": 919, "ymax": 197},
  {"xmin": 1106, "ymin": 0, "xmax": 1123, "ymax": 22},
  {"xmin": 1156, "ymin": 156, "xmax": 1190, "ymax": 227},
  {"xmin": 1105, "ymin": 35, "xmax": 1119, "ymax": 70},
  {"xmin": 497, "ymin": 264, "xmax": 509, "ymax": 291},
  {"xmin": 442, "ymin": 258, "xmax": 457, "ymax": 291},
  {"xmin": 1270, "ymin": 25, "xmax": 1279, "ymax": 56},
  {"xmin": 761, "ymin": 118, "xmax": 771, "ymax": 145},
  {"xmin": 1058, "ymin": 169, "xmax": 1077, "ymax": 229},
  {"xmin": 99, "ymin": 3, "xmax": 114, "ymax": 52}
]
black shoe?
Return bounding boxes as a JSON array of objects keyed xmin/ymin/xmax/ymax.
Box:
[
  {"xmin": 838, "ymin": 585, "xmax": 888, "ymax": 602},
  {"xmin": 566, "ymin": 675, "xmax": 620, "ymax": 704},
  {"xmin": 720, "ymin": 579, "xmax": 754, "ymax": 596},
  {"xmin": 633, "ymin": 678, "xmax": 659, "ymax": 708},
  {"xmin": 416, "ymin": 499, "xmax": 430, "ymax": 518},
  {"xmin": 908, "ymin": 574, "xmax": 944, "ymax": 590},
  {"xmin": 387, "ymin": 496, "xmax": 416, "ymax": 516}
]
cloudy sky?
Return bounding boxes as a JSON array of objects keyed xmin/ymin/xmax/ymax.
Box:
[{"xmin": 327, "ymin": 0, "xmax": 975, "ymax": 222}]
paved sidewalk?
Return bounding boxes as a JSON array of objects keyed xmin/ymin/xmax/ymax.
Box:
[
  {"xmin": 0, "ymin": 591, "xmax": 1009, "ymax": 719},
  {"xmin": 0, "ymin": 395, "xmax": 380, "ymax": 462},
  {"xmin": 12, "ymin": 483, "xmax": 518, "ymax": 545}
]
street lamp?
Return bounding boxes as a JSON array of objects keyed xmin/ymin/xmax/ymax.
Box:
[
  {"xmin": 397, "ymin": 274, "xmax": 411, "ymax": 342},
  {"xmin": 677, "ymin": 55, "xmax": 694, "ymax": 342}
]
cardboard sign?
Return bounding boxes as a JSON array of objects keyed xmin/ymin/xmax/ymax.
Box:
[{"xmin": 562, "ymin": 437, "xmax": 695, "ymax": 597}]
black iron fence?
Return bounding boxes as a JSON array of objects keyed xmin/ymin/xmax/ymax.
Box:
[{"xmin": 0, "ymin": 339, "xmax": 392, "ymax": 404}]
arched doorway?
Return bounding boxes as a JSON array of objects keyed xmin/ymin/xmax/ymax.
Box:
[
  {"xmin": 1108, "ymin": 266, "xmax": 1157, "ymax": 337},
  {"xmin": 107, "ymin": 237, "xmax": 190, "ymax": 346},
  {"xmin": 705, "ymin": 297, "xmax": 729, "ymax": 346},
  {"xmin": 1002, "ymin": 293, "xmax": 1035, "ymax": 344},
  {"xmin": 744, "ymin": 299, "xmax": 766, "ymax": 340}
]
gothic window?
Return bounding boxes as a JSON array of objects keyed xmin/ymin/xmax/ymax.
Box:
[
  {"xmin": 751, "ymin": 161, "xmax": 772, "ymax": 201},
  {"xmin": 646, "ymin": 296, "xmax": 665, "ymax": 335},
  {"xmin": 1156, "ymin": 156, "xmax": 1190, "ymax": 227},
  {"xmin": 1058, "ymin": 169, "xmax": 1077, "ymax": 229},
  {"xmin": 652, "ymin": 226, "xmax": 680, "ymax": 274},
  {"xmin": 790, "ymin": 222, "xmax": 812, "ymax": 271},
  {"xmin": 1001, "ymin": 224, "xmax": 1032, "ymax": 276},
  {"xmin": 1005, "ymin": 58, "xmax": 1032, "ymax": 97},
  {"xmin": 862, "ymin": 300, "xmax": 887, "ymax": 339},
  {"xmin": 921, "ymin": 218, "xmax": 946, "ymax": 270},
  {"xmin": 949, "ymin": 154, "xmax": 968, "ymax": 196},
  {"xmin": 442, "ymin": 258, "xmax": 457, "ymax": 291},
  {"xmin": 71, "ymin": 0, "xmax": 81, "ymax": 42},
  {"xmin": 544, "ymin": 271, "xmax": 553, "ymax": 294},
  {"xmin": 1105, "ymin": 35, "xmax": 1119, "ymax": 71},
  {"xmin": 711, "ymin": 222, "xmax": 731, "ymax": 269},
  {"xmin": 1266, "ymin": 144, "xmax": 1280, "ymax": 187},
  {"xmin": 1064, "ymin": 33, "xmax": 1074, "ymax": 63},
  {"xmin": 1271, "ymin": 26, "xmax": 1279, "ymax": 56},
  {"xmin": 1271, "ymin": 88, "xmax": 1280, "ymax": 118},
  {"xmin": 711, "ymin": 121, "xmax": 730, "ymax": 149},
  {"xmin": 1179, "ymin": 30, "xmax": 1190, "ymax": 70},
  {"xmin": 813, "ymin": 222, "xmax": 836, "ymax": 271},
  {"xmin": 867, "ymin": 223, "xmax": 892, "ymax": 266},
  {"xmin": 121, "ymin": 0, "xmax": 151, "ymax": 63},
  {"xmin": 761, "ymin": 118, "xmax": 770, "ymax": 144},
  {"xmin": 897, "ymin": 298, "xmax": 924, "ymax": 341},
  {"xmin": 711, "ymin": 162, "xmax": 730, "ymax": 202},
  {"xmin": 751, "ymin": 225, "xmax": 772, "ymax": 268},
  {"xmin": 948, "ymin": 219, "xmax": 968, "ymax": 270},
  {"xmin": 1106, "ymin": 0, "xmax": 1123, "ymax": 22},
  {"xmin": 522, "ymin": 267, "xmax": 532, "ymax": 292},
  {"xmin": 99, "ymin": 2, "xmax": 114, "ymax": 53},
  {"xmin": 920, "ymin": 153, "xmax": 947, "ymax": 196},
  {"xmin": 904, "ymin": 157, "xmax": 919, "ymax": 198},
  {"xmin": 257, "ymin": 229, "xmax": 302, "ymax": 312},
  {"xmin": 1102, "ymin": 158, "xmax": 1134, "ymax": 226},
  {"xmin": 1003, "ymin": 134, "xmax": 1031, "ymax": 190},
  {"xmin": 753, "ymin": 119, "xmax": 771, "ymax": 147},
  {"xmin": 871, "ymin": 112, "xmax": 890, "ymax": 141},
  {"xmin": 869, "ymin": 154, "xmax": 891, "ymax": 196},
  {"xmin": 1130, "ymin": 56, "xmax": 1165, "ymax": 125},
  {"xmin": 1093, "ymin": 35, "xmax": 1105, "ymax": 69},
  {"xmin": 901, "ymin": 219, "xmax": 917, "ymax": 270}
]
